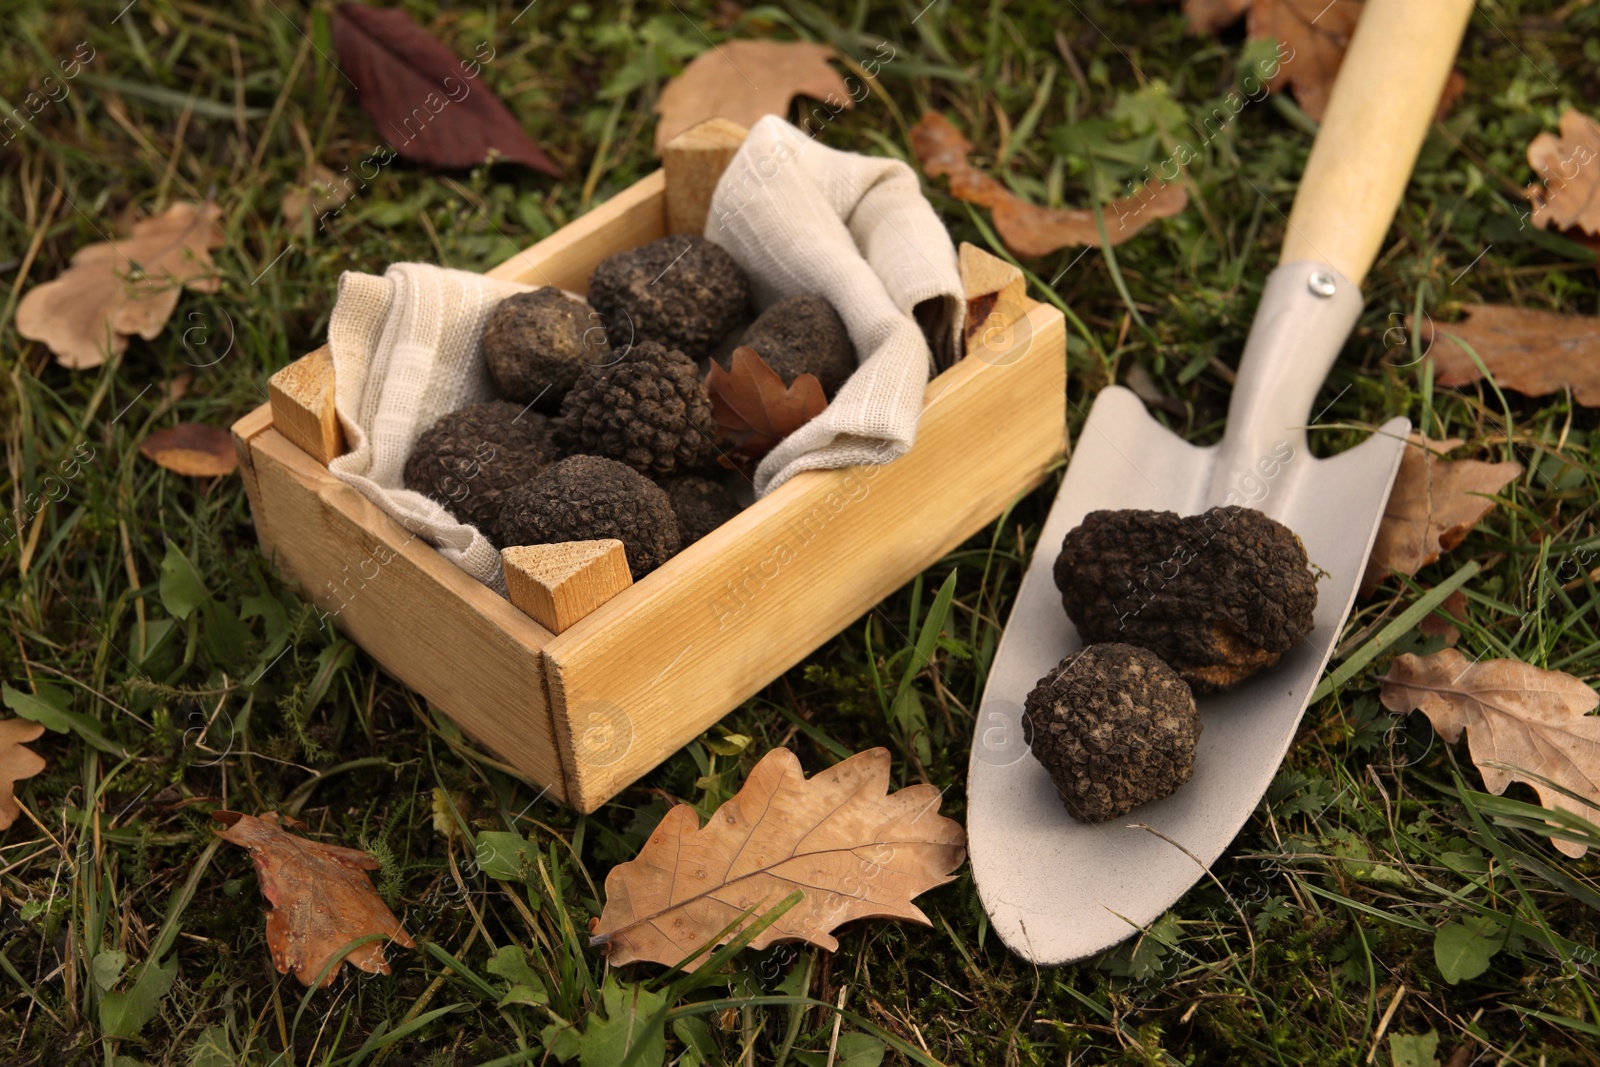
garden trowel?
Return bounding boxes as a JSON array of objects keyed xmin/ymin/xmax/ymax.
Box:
[{"xmin": 966, "ymin": 0, "xmax": 1475, "ymax": 964}]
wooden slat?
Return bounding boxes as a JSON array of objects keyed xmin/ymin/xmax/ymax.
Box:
[
  {"xmin": 485, "ymin": 170, "xmax": 667, "ymax": 293},
  {"xmin": 230, "ymin": 401, "xmax": 275, "ymax": 519},
  {"xmin": 268, "ymin": 346, "xmax": 343, "ymax": 466},
  {"xmin": 662, "ymin": 118, "xmax": 749, "ymax": 236},
  {"xmin": 245, "ymin": 428, "xmax": 568, "ymax": 800},
  {"xmin": 503, "ymin": 541, "xmax": 633, "ymax": 635},
  {"xmin": 544, "ymin": 301, "xmax": 1067, "ymax": 811}
]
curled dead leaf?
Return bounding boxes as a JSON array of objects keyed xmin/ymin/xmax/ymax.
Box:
[
  {"xmin": 1362, "ymin": 434, "xmax": 1521, "ymax": 596},
  {"xmin": 654, "ymin": 40, "xmax": 849, "ymax": 153},
  {"xmin": 1421, "ymin": 304, "xmax": 1600, "ymax": 409},
  {"xmin": 1381, "ymin": 650, "xmax": 1600, "ymax": 857},
  {"xmin": 213, "ymin": 810, "xmax": 415, "ymax": 986},
  {"xmin": 0, "ymin": 718, "xmax": 47, "ymax": 831},
  {"xmin": 706, "ymin": 346, "xmax": 827, "ymax": 477},
  {"xmin": 15, "ymin": 202, "xmax": 224, "ymax": 370},
  {"xmin": 1524, "ymin": 108, "xmax": 1600, "ymax": 237},
  {"xmin": 139, "ymin": 424, "xmax": 238, "ymax": 478},
  {"xmin": 911, "ymin": 111, "xmax": 1186, "ymax": 259},
  {"xmin": 591, "ymin": 747, "xmax": 965, "ymax": 970}
]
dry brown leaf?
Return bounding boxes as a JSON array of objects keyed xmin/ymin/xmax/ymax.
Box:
[
  {"xmin": 15, "ymin": 202, "xmax": 224, "ymax": 370},
  {"xmin": 1184, "ymin": 0, "xmax": 1253, "ymax": 34},
  {"xmin": 1246, "ymin": 0, "xmax": 1361, "ymax": 121},
  {"xmin": 911, "ymin": 111, "xmax": 1186, "ymax": 259},
  {"xmin": 213, "ymin": 810, "xmax": 415, "ymax": 986},
  {"xmin": 706, "ymin": 346, "xmax": 827, "ymax": 477},
  {"xmin": 1418, "ymin": 588, "xmax": 1468, "ymax": 647},
  {"xmin": 1524, "ymin": 108, "xmax": 1600, "ymax": 236},
  {"xmin": 591, "ymin": 747, "xmax": 965, "ymax": 970},
  {"xmin": 139, "ymin": 424, "xmax": 239, "ymax": 478},
  {"xmin": 1362, "ymin": 434, "xmax": 1521, "ymax": 596},
  {"xmin": 1381, "ymin": 649, "xmax": 1600, "ymax": 857},
  {"xmin": 1421, "ymin": 304, "xmax": 1600, "ymax": 408},
  {"xmin": 655, "ymin": 40, "xmax": 849, "ymax": 153},
  {"xmin": 0, "ymin": 719, "xmax": 47, "ymax": 832},
  {"xmin": 281, "ymin": 163, "xmax": 353, "ymax": 231}
]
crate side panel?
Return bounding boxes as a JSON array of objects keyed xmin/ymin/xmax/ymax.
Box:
[
  {"xmin": 485, "ymin": 170, "xmax": 666, "ymax": 293},
  {"xmin": 548, "ymin": 304, "xmax": 1068, "ymax": 810},
  {"xmin": 248, "ymin": 429, "xmax": 568, "ymax": 800}
]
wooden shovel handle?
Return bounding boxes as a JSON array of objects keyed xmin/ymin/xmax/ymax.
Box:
[{"xmin": 1280, "ymin": 0, "xmax": 1473, "ymax": 285}]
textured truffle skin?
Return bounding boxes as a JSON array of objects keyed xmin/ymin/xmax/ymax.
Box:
[
  {"xmin": 588, "ymin": 235, "xmax": 748, "ymax": 358},
  {"xmin": 402, "ymin": 401, "xmax": 557, "ymax": 532},
  {"xmin": 735, "ymin": 294, "xmax": 856, "ymax": 397},
  {"xmin": 658, "ymin": 474, "xmax": 741, "ymax": 546},
  {"xmin": 558, "ymin": 339, "xmax": 716, "ymax": 476},
  {"xmin": 1024, "ymin": 643, "xmax": 1201, "ymax": 823},
  {"xmin": 482, "ymin": 289, "xmax": 610, "ymax": 411},
  {"xmin": 492, "ymin": 455, "xmax": 681, "ymax": 576},
  {"xmin": 1054, "ymin": 506, "xmax": 1318, "ymax": 693}
]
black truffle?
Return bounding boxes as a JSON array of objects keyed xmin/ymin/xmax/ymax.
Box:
[
  {"xmin": 588, "ymin": 235, "xmax": 748, "ymax": 358},
  {"xmin": 558, "ymin": 339, "xmax": 717, "ymax": 476},
  {"xmin": 482, "ymin": 289, "xmax": 610, "ymax": 411},
  {"xmin": 1054, "ymin": 506, "xmax": 1318, "ymax": 693},
  {"xmin": 492, "ymin": 455, "xmax": 680, "ymax": 576},
  {"xmin": 1024, "ymin": 643, "xmax": 1201, "ymax": 823},
  {"xmin": 735, "ymin": 294, "xmax": 856, "ymax": 397},
  {"xmin": 402, "ymin": 401, "xmax": 557, "ymax": 533},
  {"xmin": 658, "ymin": 474, "xmax": 741, "ymax": 546}
]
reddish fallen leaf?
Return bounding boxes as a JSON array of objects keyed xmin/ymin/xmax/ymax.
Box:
[
  {"xmin": 1184, "ymin": 0, "xmax": 1252, "ymax": 34},
  {"xmin": 1418, "ymin": 589, "xmax": 1468, "ymax": 647},
  {"xmin": 592, "ymin": 747, "xmax": 965, "ymax": 970},
  {"xmin": 0, "ymin": 719, "xmax": 47, "ymax": 831},
  {"xmin": 706, "ymin": 346, "xmax": 827, "ymax": 476},
  {"xmin": 139, "ymin": 424, "xmax": 238, "ymax": 478},
  {"xmin": 1362, "ymin": 435, "xmax": 1521, "ymax": 596},
  {"xmin": 15, "ymin": 202, "xmax": 224, "ymax": 370},
  {"xmin": 1524, "ymin": 108, "xmax": 1600, "ymax": 237},
  {"xmin": 213, "ymin": 811, "xmax": 415, "ymax": 986},
  {"xmin": 654, "ymin": 40, "xmax": 849, "ymax": 153},
  {"xmin": 1420, "ymin": 304, "xmax": 1600, "ymax": 409},
  {"xmin": 911, "ymin": 111, "xmax": 1186, "ymax": 259},
  {"xmin": 332, "ymin": 5, "xmax": 560, "ymax": 176},
  {"xmin": 1381, "ymin": 650, "xmax": 1600, "ymax": 858}
]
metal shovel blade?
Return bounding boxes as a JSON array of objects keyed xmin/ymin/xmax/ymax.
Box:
[{"xmin": 966, "ymin": 261, "xmax": 1409, "ymax": 965}]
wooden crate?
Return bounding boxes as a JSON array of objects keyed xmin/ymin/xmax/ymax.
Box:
[{"xmin": 230, "ymin": 123, "xmax": 1066, "ymax": 812}]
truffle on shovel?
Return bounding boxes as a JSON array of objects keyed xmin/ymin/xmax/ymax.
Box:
[
  {"xmin": 492, "ymin": 455, "xmax": 680, "ymax": 577},
  {"xmin": 1023, "ymin": 643, "xmax": 1201, "ymax": 823},
  {"xmin": 735, "ymin": 294, "xmax": 856, "ymax": 397},
  {"xmin": 1054, "ymin": 506, "xmax": 1318, "ymax": 693},
  {"xmin": 559, "ymin": 339, "xmax": 717, "ymax": 477},
  {"xmin": 402, "ymin": 400, "xmax": 558, "ymax": 533},
  {"xmin": 482, "ymin": 289, "xmax": 610, "ymax": 411},
  {"xmin": 587, "ymin": 234, "xmax": 748, "ymax": 358},
  {"xmin": 658, "ymin": 473, "xmax": 741, "ymax": 546}
]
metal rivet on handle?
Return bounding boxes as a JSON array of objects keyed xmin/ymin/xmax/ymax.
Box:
[{"xmin": 1307, "ymin": 270, "xmax": 1338, "ymax": 298}]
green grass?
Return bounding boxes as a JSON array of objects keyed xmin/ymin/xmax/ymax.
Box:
[{"xmin": 3, "ymin": 0, "xmax": 1600, "ymax": 1063}]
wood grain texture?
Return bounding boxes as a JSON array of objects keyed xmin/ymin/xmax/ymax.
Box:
[
  {"xmin": 268, "ymin": 345, "xmax": 344, "ymax": 465},
  {"xmin": 544, "ymin": 301, "xmax": 1067, "ymax": 811},
  {"xmin": 959, "ymin": 242, "xmax": 1026, "ymax": 354},
  {"xmin": 662, "ymin": 118, "xmax": 749, "ymax": 235},
  {"xmin": 1279, "ymin": 0, "xmax": 1473, "ymax": 284},
  {"xmin": 484, "ymin": 170, "xmax": 667, "ymax": 292},
  {"xmin": 243, "ymin": 427, "xmax": 568, "ymax": 801},
  {"xmin": 503, "ymin": 540, "xmax": 633, "ymax": 634},
  {"xmin": 231, "ymin": 402, "xmax": 275, "ymax": 520}
]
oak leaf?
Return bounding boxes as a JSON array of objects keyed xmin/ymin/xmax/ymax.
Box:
[
  {"xmin": 0, "ymin": 718, "xmax": 46, "ymax": 831},
  {"xmin": 591, "ymin": 747, "xmax": 965, "ymax": 970},
  {"xmin": 332, "ymin": 4, "xmax": 561, "ymax": 176},
  {"xmin": 213, "ymin": 810, "xmax": 415, "ymax": 986},
  {"xmin": 654, "ymin": 40, "xmax": 849, "ymax": 153},
  {"xmin": 1422, "ymin": 304, "xmax": 1600, "ymax": 409},
  {"xmin": 1418, "ymin": 589, "xmax": 1468, "ymax": 648},
  {"xmin": 910, "ymin": 111, "xmax": 1186, "ymax": 259},
  {"xmin": 1246, "ymin": 0, "xmax": 1362, "ymax": 122},
  {"xmin": 1380, "ymin": 650, "xmax": 1600, "ymax": 857},
  {"xmin": 139, "ymin": 424, "xmax": 238, "ymax": 478},
  {"xmin": 706, "ymin": 346, "xmax": 827, "ymax": 476},
  {"xmin": 15, "ymin": 202, "xmax": 224, "ymax": 369},
  {"xmin": 1362, "ymin": 435, "xmax": 1521, "ymax": 595},
  {"xmin": 1524, "ymin": 108, "xmax": 1600, "ymax": 237}
]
